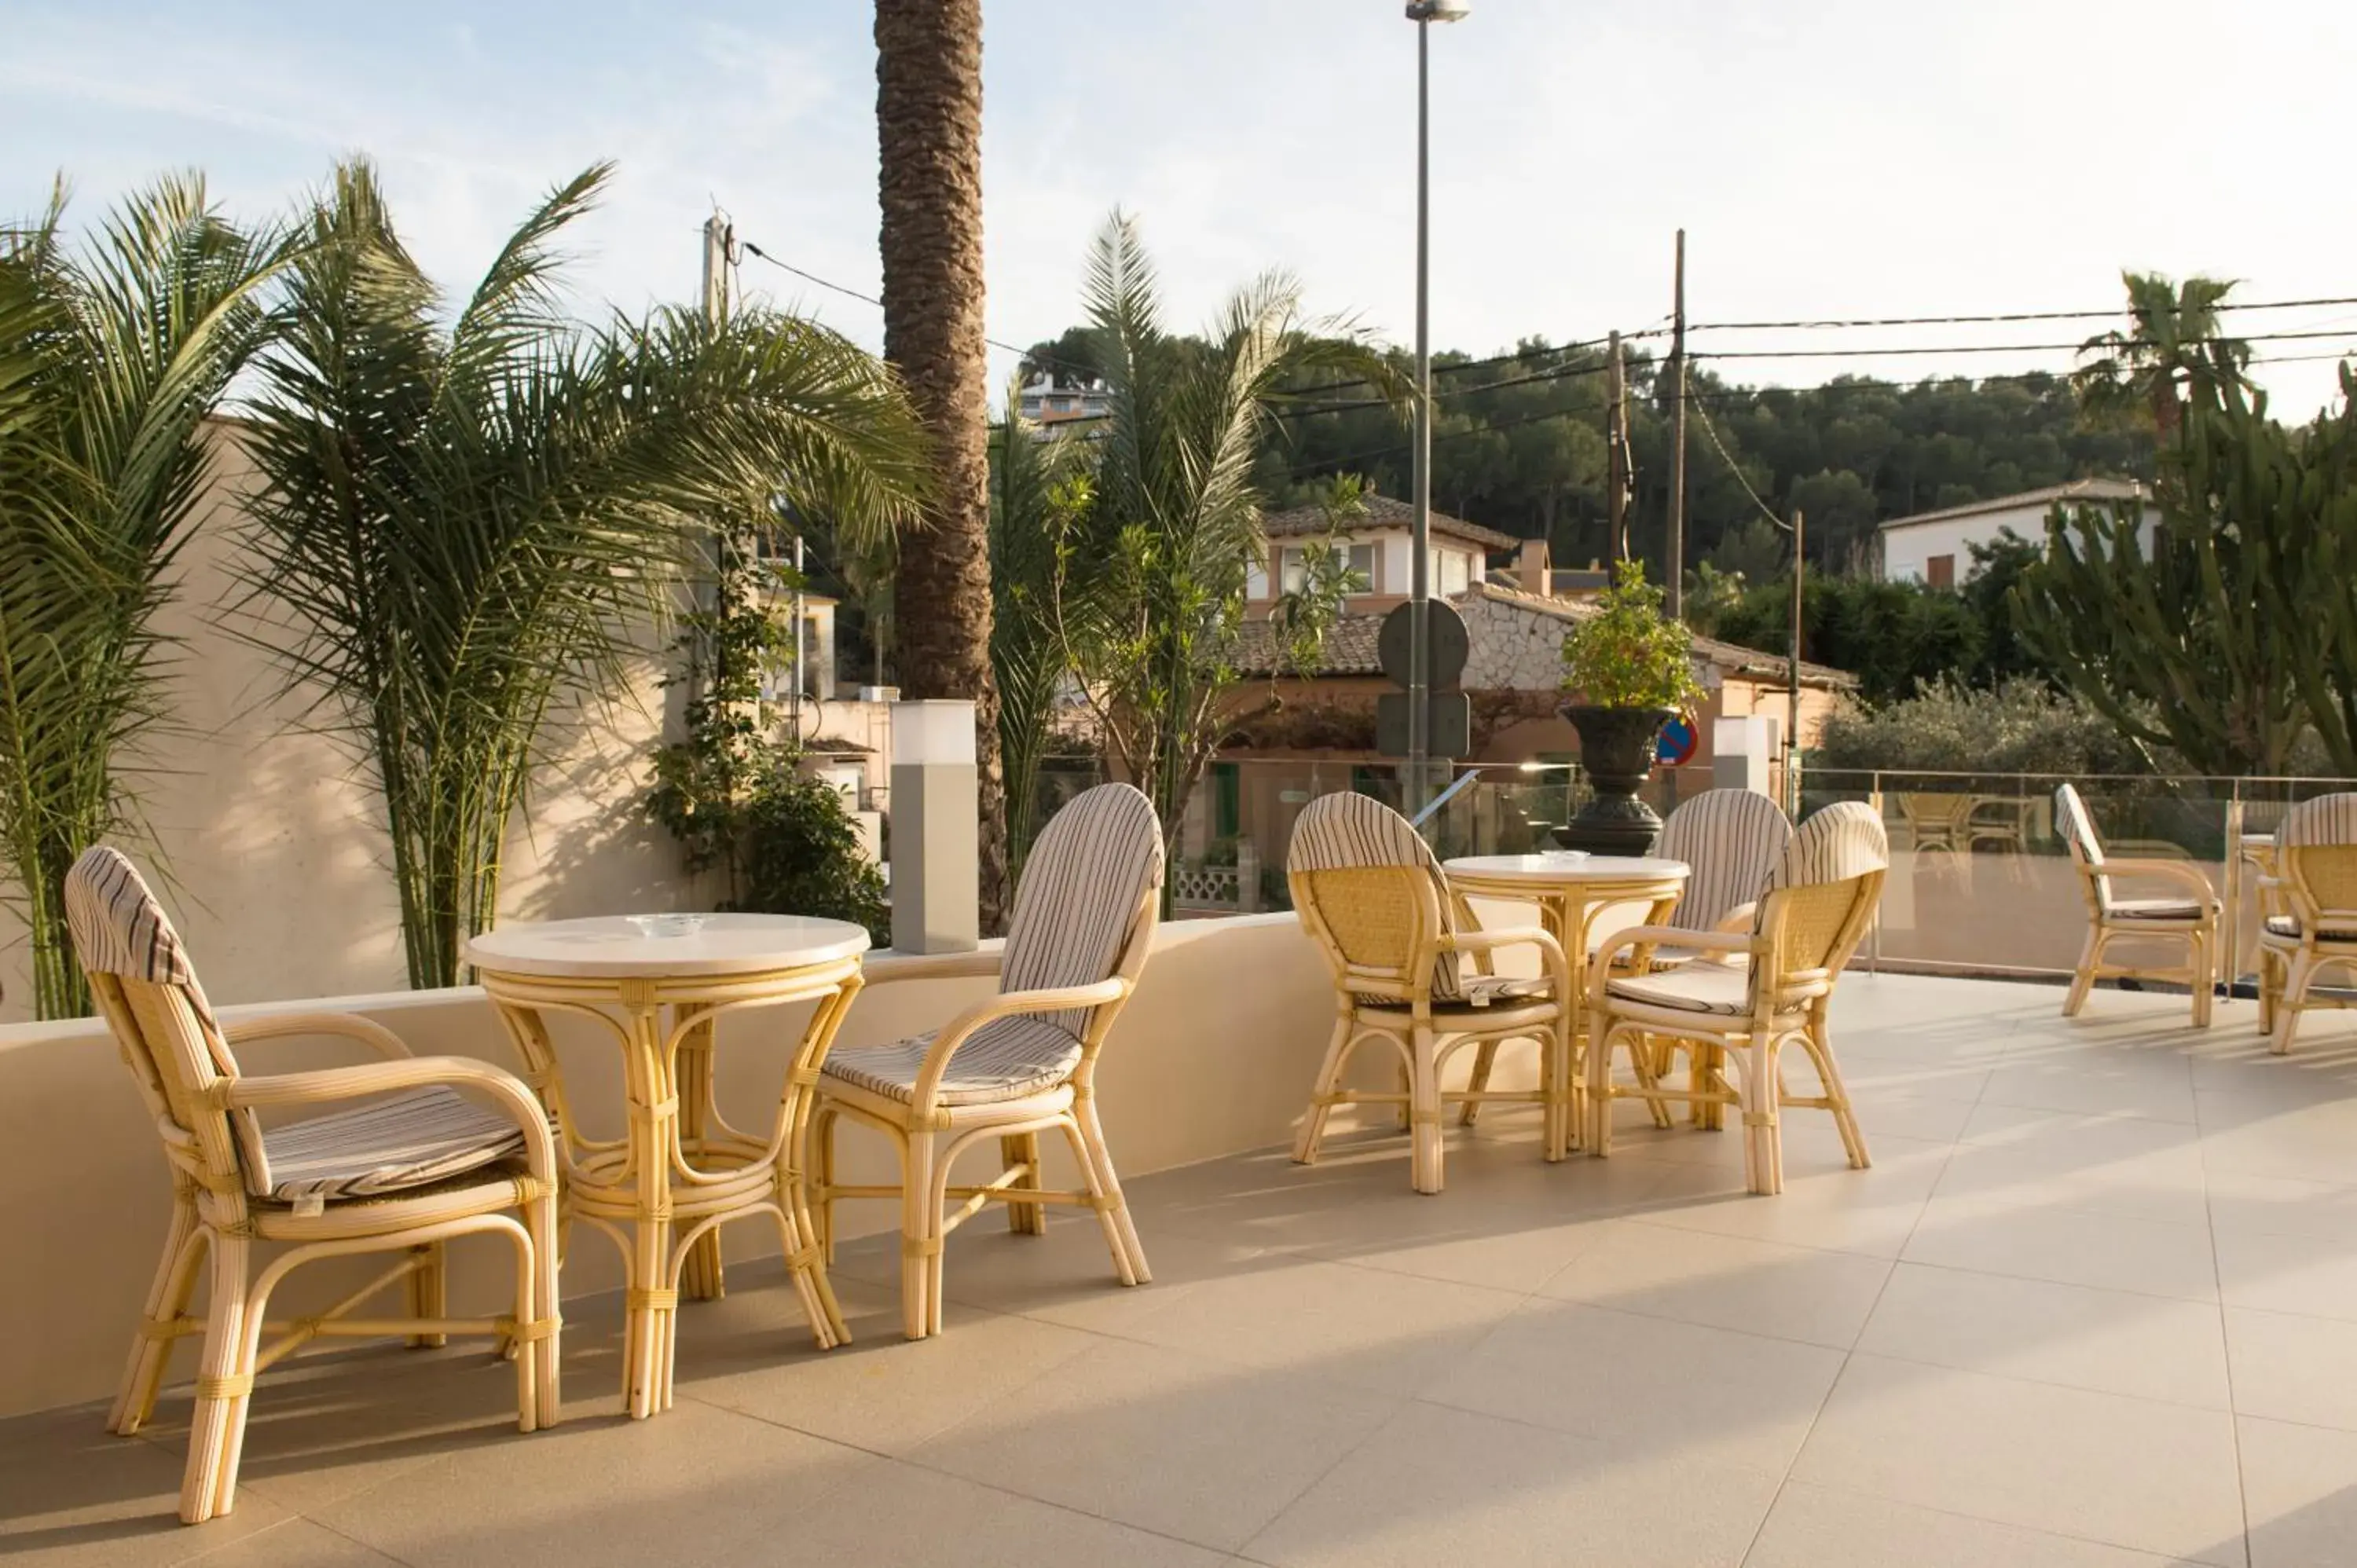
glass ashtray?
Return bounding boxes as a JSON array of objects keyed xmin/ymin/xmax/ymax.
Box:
[
  {"xmin": 625, "ymin": 913, "xmax": 709, "ymax": 939},
  {"xmin": 1538, "ymin": 850, "xmax": 1591, "ymax": 866}
]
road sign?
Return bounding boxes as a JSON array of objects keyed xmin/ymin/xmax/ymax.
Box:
[
  {"xmin": 1376, "ymin": 691, "xmax": 1472, "ymax": 760},
  {"xmin": 1376, "ymin": 600, "xmax": 1470, "ymax": 691},
  {"xmin": 1656, "ymin": 716, "xmax": 1699, "ymax": 768}
]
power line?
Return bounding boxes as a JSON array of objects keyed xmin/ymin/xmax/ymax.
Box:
[
  {"xmin": 1689, "ymin": 295, "xmax": 2357, "ymax": 333},
  {"xmin": 1692, "ymin": 328, "xmax": 2357, "ymax": 363}
]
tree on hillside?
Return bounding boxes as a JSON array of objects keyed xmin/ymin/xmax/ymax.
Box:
[
  {"xmin": 875, "ymin": 0, "xmax": 1006, "ymax": 925},
  {"xmin": 0, "ymin": 176, "xmax": 280, "ymax": 1017},
  {"xmin": 2074, "ymin": 271, "xmax": 2250, "ymax": 448}
]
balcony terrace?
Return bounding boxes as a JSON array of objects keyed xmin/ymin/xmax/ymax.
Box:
[{"xmin": 7, "ymin": 968, "xmax": 2355, "ymax": 1568}]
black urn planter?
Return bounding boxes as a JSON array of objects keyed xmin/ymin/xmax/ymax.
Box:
[{"xmin": 1555, "ymin": 704, "xmax": 1673, "ymax": 855}]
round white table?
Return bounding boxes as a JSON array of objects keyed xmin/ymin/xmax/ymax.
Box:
[
  {"xmin": 464, "ymin": 914, "xmax": 870, "ymax": 1419},
  {"xmin": 1442, "ymin": 855, "xmax": 1690, "ymax": 1143}
]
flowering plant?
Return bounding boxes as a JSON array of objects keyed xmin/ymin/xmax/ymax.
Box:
[{"xmin": 1559, "ymin": 560, "xmax": 1703, "ymax": 711}]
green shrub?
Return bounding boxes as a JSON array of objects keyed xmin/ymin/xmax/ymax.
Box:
[
  {"xmin": 1813, "ymin": 678, "xmax": 2157, "ymax": 777},
  {"xmin": 734, "ymin": 761, "xmax": 890, "ymax": 944},
  {"xmin": 1560, "ymin": 561, "xmax": 1703, "ymax": 711}
]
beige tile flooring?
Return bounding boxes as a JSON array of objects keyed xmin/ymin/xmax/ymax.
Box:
[{"xmin": 10, "ymin": 975, "xmax": 2357, "ymax": 1566}]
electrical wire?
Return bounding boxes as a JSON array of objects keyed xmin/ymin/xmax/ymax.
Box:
[
  {"xmin": 1689, "ymin": 295, "xmax": 2357, "ymax": 332},
  {"xmin": 1691, "ymin": 328, "xmax": 2357, "ymax": 363}
]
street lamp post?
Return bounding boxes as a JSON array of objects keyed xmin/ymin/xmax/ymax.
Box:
[{"xmin": 1404, "ymin": 0, "xmax": 1468, "ymax": 817}]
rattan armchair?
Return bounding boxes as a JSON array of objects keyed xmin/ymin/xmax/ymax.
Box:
[
  {"xmin": 65, "ymin": 848, "xmax": 559, "ymax": 1526},
  {"xmin": 810, "ymin": 783, "xmax": 1164, "ymax": 1341},
  {"xmin": 1286, "ymin": 791, "xmax": 1574, "ymax": 1194},
  {"xmin": 2054, "ymin": 782, "xmax": 2219, "ymax": 1026},
  {"xmin": 1585, "ymin": 802, "xmax": 1887, "ymax": 1196},
  {"xmin": 2257, "ymin": 793, "xmax": 2357, "ymax": 1055}
]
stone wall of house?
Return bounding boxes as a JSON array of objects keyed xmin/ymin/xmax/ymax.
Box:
[{"xmin": 1457, "ymin": 592, "xmax": 1574, "ymax": 691}]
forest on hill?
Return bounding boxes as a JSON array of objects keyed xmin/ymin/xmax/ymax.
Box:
[{"xmin": 1021, "ymin": 324, "xmax": 2156, "ymax": 581}]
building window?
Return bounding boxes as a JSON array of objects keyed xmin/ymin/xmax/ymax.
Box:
[
  {"xmin": 1430, "ymin": 548, "xmax": 1470, "ymax": 595},
  {"xmin": 1347, "ymin": 543, "xmax": 1376, "ymax": 592},
  {"xmin": 1926, "ymin": 554, "xmax": 1956, "ymax": 590},
  {"xmin": 1280, "ymin": 543, "xmax": 1378, "ymax": 595},
  {"xmin": 1212, "ymin": 762, "xmax": 1240, "ymax": 839}
]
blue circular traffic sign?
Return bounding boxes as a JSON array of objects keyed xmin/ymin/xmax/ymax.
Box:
[{"xmin": 1656, "ymin": 716, "xmax": 1698, "ymax": 768}]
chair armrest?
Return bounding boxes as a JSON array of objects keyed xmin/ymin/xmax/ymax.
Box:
[
  {"xmin": 911, "ymin": 978, "xmax": 1131, "ymax": 1112},
  {"xmin": 222, "ymin": 1011, "xmax": 413, "ymax": 1061},
  {"xmin": 225, "ymin": 1057, "xmax": 556, "ymax": 1174},
  {"xmin": 2103, "ymin": 858, "xmax": 2219, "ymax": 901},
  {"xmin": 1714, "ymin": 904, "xmax": 1758, "ymax": 935},
  {"xmin": 1439, "ymin": 925, "xmax": 1572, "ymax": 1000},
  {"xmin": 860, "ymin": 949, "xmax": 1007, "ymax": 987}
]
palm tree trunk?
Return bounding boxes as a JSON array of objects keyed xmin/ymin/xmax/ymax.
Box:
[{"xmin": 875, "ymin": 0, "xmax": 1008, "ymax": 930}]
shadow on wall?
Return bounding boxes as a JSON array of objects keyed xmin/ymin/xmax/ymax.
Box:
[{"xmin": 508, "ymin": 681, "xmax": 706, "ymax": 923}]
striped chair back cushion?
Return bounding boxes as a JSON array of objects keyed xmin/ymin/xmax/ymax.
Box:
[
  {"xmin": 1000, "ymin": 782, "xmax": 1165, "ymax": 1038},
  {"xmin": 1657, "ymin": 789, "xmax": 1792, "ymax": 933},
  {"xmin": 1762, "ymin": 801, "xmax": 1890, "ymax": 979},
  {"xmin": 65, "ymin": 847, "xmax": 273, "ymax": 1194},
  {"xmin": 2053, "ymin": 782, "xmax": 2116, "ymax": 914},
  {"xmin": 1287, "ymin": 790, "xmax": 1466, "ymax": 1003},
  {"xmin": 1772, "ymin": 801, "xmax": 1890, "ymax": 890},
  {"xmin": 2278, "ymin": 793, "xmax": 2357, "ymax": 848}
]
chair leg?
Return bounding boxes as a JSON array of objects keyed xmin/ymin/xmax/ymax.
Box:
[
  {"xmin": 2064, "ymin": 926, "xmax": 2102, "ymax": 1017},
  {"xmin": 1076, "ymin": 1096, "xmax": 1151, "ymax": 1284},
  {"xmin": 179, "ymin": 1233, "xmax": 254, "ymax": 1525},
  {"xmin": 1740, "ymin": 1039, "xmax": 1783, "ymax": 1196},
  {"xmin": 528, "ymin": 1188, "xmax": 563, "ymax": 1430},
  {"xmin": 1293, "ymin": 1015, "xmax": 1353, "ymax": 1165},
  {"xmin": 1409, "ymin": 1027, "xmax": 1444, "ymax": 1194},
  {"xmin": 409, "ymin": 1241, "xmax": 448, "ymax": 1349},
  {"xmin": 2191, "ymin": 926, "xmax": 2216, "ymax": 1028},
  {"xmin": 1459, "ymin": 1040, "xmax": 1500, "ymax": 1127},
  {"xmin": 2274, "ymin": 951, "xmax": 2317, "ymax": 1057},
  {"xmin": 1802, "ymin": 1021, "xmax": 1871, "ymax": 1171},
  {"xmin": 812, "ymin": 1107, "xmax": 838, "ymax": 1263},
  {"xmin": 112, "ymin": 1192, "xmax": 203, "ymax": 1436},
  {"xmin": 1002, "ymin": 1131, "xmax": 1047, "ymax": 1236},
  {"xmin": 1585, "ymin": 1021, "xmax": 1621, "ymax": 1158},
  {"xmin": 1629, "ymin": 1031, "xmax": 1675, "ymax": 1130},
  {"xmin": 2258, "ymin": 949, "xmax": 2278, "ymax": 1034},
  {"xmin": 900, "ymin": 1130, "xmax": 939, "ymax": 1341}
]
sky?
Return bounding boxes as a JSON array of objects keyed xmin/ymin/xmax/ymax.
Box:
[{"xmin": 5, "ymin": 0, "xmax": 2353, "ymax": 416}]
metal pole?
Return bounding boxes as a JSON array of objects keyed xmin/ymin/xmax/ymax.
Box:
[
  {"xmin": 1789, "ymin": 507, "xmax": 1805, "ymax": 815},
  {"xmin": 701, "ymin": 211, "xmax": 731, "ymax": 328},
  {"xmin": 1607, "ymin": 329, "xmax": 1627, "ymax": 561},
  {"xmin": 792, "ymin": 531, "xmax": 808, "ymax": 738},
  {"xmin": 1407, "ymin": 15, "xmax": 1433, "ymax": 815},
  {"xmin": 1667, "ymin": 229, "xmax": 1688, "ymax": 620}
]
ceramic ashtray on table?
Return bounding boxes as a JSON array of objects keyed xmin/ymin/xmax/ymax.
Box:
[{"xmin": 625, "ymin": 914, "xmax": 709, "ymax": 939}]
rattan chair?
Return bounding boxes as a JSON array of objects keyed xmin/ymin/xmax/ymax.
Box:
[
  {"xmin": 1287, "ymin": 791, "xmax": 1574, "ymax": 1194},
  {"xmin": 2054, "ymin": 782, "xmax": 2219, "ymax": 1026},
  {"xmin": 1652, "ymin": 787, "xmax": 1794, "ymax": 950},
  {"xmin": 1585, "ymin": 802, "xmax": 1887, "ymax": 1196},
  {"xmin": 65, "ymin": 848, "xmax": 559, "ymax": 1525},
  {"xmin": 1897, "ymin": 792, "xmax": 1974, "ymax": 855},
  {"xmin": 2257, "ymin": 792, "xmax": 2357, "ymax": 1055},
  {"xmin": 810, "ymin": 783, "xmax": 1164, "ymax": 1341}
]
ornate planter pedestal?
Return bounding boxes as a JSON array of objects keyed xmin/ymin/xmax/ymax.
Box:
[{"xmin": 1556, "ymin": 705, "xmax": 1673, "ymax": 856}]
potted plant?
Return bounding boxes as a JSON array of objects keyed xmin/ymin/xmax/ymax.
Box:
[{"xmin": 1556, "ymin": 560, "xmax": 1703, "ymax": 854}]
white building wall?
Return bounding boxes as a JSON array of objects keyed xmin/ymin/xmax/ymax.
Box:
[{"xmin": 1881, "ymin": 501, "xmax": 2152, "ymax": 583}]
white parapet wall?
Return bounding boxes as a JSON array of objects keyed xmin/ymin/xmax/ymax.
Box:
[{"xmin": 0, "ymin": 912, "xmax": 1375, "ymax": 1419}]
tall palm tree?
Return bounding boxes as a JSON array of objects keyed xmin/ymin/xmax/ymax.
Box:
[
  {"xmin": 2075, "ymin": 271, "xmax": 2251, "ymax": 445},
  {"xmin": 0, "ymin": 175, "xmax": 279, "ymax": 1017},
  {"xmin": 237, "ymin": 161, "xmax": 927, "ymax": 989},
  {"xmin": 874, "ymin": 0, "xmax": 1006, "ymax": 927},
  {"xmin": 1054, "ymin": 214, "xmax": 1406, "ymax": 864}
]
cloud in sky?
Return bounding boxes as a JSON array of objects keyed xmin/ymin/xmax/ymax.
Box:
[{"xmin": 5, "ymin": 0, "xmax": 2352, "ymax": 413}]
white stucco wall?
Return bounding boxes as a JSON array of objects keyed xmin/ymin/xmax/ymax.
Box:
[{"xmin": 1882, "ymin": 500, "xmax": 2154, "ymax": 583}]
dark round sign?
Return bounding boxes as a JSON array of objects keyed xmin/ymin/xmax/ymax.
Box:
[
  {"xmin": 1376, "ymin": 600, "xmax": 1470, "ymax": 690},
  {"xmin": 1656, "ymin": 716, "xmax": 1699, "ymax": 768}
]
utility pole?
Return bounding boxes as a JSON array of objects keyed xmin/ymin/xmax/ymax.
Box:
[
  {"xmin": 1666, "ymin": 229, "xmax": 1688, "ymax": 620},
  {"xmin": 1788, "ymin": 507, "xmax": 1805, "ymax": 815},
  {"xmin": 701, "ymin": 209, "xmax": 733, "ymax": 329},
  {"xmin": 1607, "ymin": 328, "xmax": 1629, "ymax": 562}
]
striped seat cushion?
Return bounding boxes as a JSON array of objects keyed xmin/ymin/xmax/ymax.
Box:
[
  {"xmin": 2112, "ymin": 896, "xmax": 2211, "ymax": 921},
  {"xmin": 1358, "ymin": 973, "xmax": 1556, "ymax": 1013},
  {"xmin": 2264, "ymin": 915, "xmax": 2357, "ymax": 942},
  {"xmin": 1656, "ymin": 789, "xmax": 1791, "ymax": 935},
  {"xmin": 259, "ymin": 1086, "xmax": 526, "ymax": 1202},
  {"xmin": 821, "ymin": 1016, "xmax": 1083, "ymax": 1106},
  {"xmin": 1604, "ymin": 965, "xmax": 1752, "ymax": 1016}
]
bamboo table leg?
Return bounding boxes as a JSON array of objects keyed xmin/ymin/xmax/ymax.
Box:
[
  {"xmin": 779, "ymin": 975, "xmax": 860, "ymax": 1349},
  {"xmin": 618, "ymin": 980, "xmax": 680, "ymax": 1420},
  {"xmin": 674, "ymin": 1012, "xmax": 726, "ymax": 1302}
]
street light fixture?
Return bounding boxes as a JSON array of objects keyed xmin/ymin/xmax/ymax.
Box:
[{"xmin": 1403, "ymin": 0, "xmax": 1467, "ymax": 815}]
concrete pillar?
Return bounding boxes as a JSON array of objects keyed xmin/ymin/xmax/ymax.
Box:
[
  {"xmin": 888, "ymin": 699, "xmax": 979, "ymax": 954},
  {"xmin": 1713, "ymin": 715, "xmax": 1779, "ymax": 797}
]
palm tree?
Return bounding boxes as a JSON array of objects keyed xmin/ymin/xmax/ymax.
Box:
[
  {"xmin": 1054, "ymin": 213, "xmax": 1406, "ymax": 863},
  {"xmin": 874, "ymin": 0, "xmax": 1006, "ymax": 927},
  {"xmin": 237, "ymin": 161, "xmax": 927, "ymax": 989},
  {"xmin": 2074, "ymin": 271, "xmax": 2251, "ymax": 445},
  {"xmin": 0, "ymin": 175, "xmax": 279, "ymax": 1017},
  {"xmin": 988, "ymin": 376, "xmax": 1091, "ymax": 878}
]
